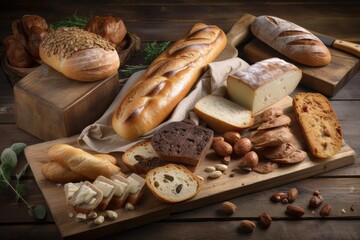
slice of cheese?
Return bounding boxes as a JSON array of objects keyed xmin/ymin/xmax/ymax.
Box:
[
  {"xmin": 93, "ymin": 179, "xmax": 115, "ymax": 198},
  {"xmin": 74, "ymin": 184, "xmax": 98, "ymax": 205},
  {"xmin": 227, "ymin": 57, "xmax": 302, "ymax": 113}
]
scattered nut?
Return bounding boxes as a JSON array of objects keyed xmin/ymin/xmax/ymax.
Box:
[
  {"xmin": 259, "ymin": 212, "xmax": 272, "ymax": 229},
  {"xmin": 223, "ymin": 131, "xmax": 241, "ymax": 146},
  {"xmin": 270, "ymin": 191, "xmax": 288, "ymax": 202},
  {"xmin": 205, "ymin": 166, "xmax": 216, "ymax": 172},
  {"xmin": 197, "ymin": 175, "xmax": 204, "ymax": 181},
  {"xmin": 106, "ymin": 210, "xmax": 118, "ymax": 220},
  {"xmin": 212, "ymin": 140, "xmax": 233, "ymax": 157},
  {"xmin": 240, "ymin": 151, "xmax": 258, "ymax": 169},
  {"xmin": 313, "ymin": 190, "xmax": 321, "ymax": 196},
  {"xmin": 222, "ymin": 156, "xmax": 231, "ymax": 165},
  {"xmin": 288, "ymin": 188, "xmax": 299, "ymax": 202},
  {"xmin": 320, "ymin": 204, "xmax": 331, "ymax": 217},
  {"xmin": 125, "ymin": 202, "xmax": 135, "ymax": 211},
  {"xmin": 286, "ymin": 205, "xmax": 305, "ymax": 217},
  {"xmin": 308, "ymin": 195, "xmax": 324, "ymax": 208},
  {"xmin": 233, "ymin": 137, "xmax": 252, "ymax": 156},
  {"xmin": 219, "ymin": 201, "xmax": 237, "ymax": 215},
  {"xmin": 93, "ymin": 215, "xmax": 104, "ymax": 225},
  {"xmin": 87, "ymin": 211, "xmax": 97, "ymax": 219},
  {"xmin": 215, "ymin": 163, "xmax": 228, "ymax": 172},
  {"xmin": 76, "ymin": 213, "xmax": 87, "ymax": 221},
  {"xmin": 208, "ymin": 170, "xmax": 223, "ymax": 179},
  {"xmin": 212, "ymin": 136, "xmax": 224, "ymax": 144},
  {"xmin": 239, "ymin": 220, "xmax": 256, "ymax": 233}
]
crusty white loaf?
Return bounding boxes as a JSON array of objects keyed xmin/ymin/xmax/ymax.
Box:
[
  {"xmin": 251, "ymin": 16, "xmax": 331, "ymax": 67},
  {"xmin": 39, "ymin": 27, "xmax": 120, "ymax": 81},
  {"xmin": 146, "ymin": 164, "xmax": 201, "ymax": 203},
  {"xmin": 227, "ymin": 57, "xmax": 302, "ymax": 113},
  {"xmin": 194, "ymin": 94, "xmax": 254, "ymax": 133},
  {"xmin": 112, "ymin": 23, "xmax": 227, "ymax": 140}
]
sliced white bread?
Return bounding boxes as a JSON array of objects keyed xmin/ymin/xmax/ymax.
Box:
[
  {"xmin": 69, "ymin": 181, "xmax": 103, "ymax": 214},
  {"xmin": 122, "ymin": 139, "xmax": 168, "ymax": 174},
  {"xmin": 194, "ymin": 94, "xmax": 254, "ymax": 133},
  {"xmin": 126, "ymin": 173, "xmax": 146, "ymax": 205},
  {"xmin": 93, "ymin": 175, "xmax": 117, "ymax": 210},
  {"xmin": 146, "ymin": 164, "xmax": 201, "ymax": 203},
  {"xmin": 110, "ymin": 174, "xmax": 130, "ymax": 209}
]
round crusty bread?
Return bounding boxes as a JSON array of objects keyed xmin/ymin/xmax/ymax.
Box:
[
  {"xmin": 112, "ymin": 23, "xmax": 226, "ymax": 140},
  {"xmin": 39, "ymin": 27, "xmax": 120, "ymax": 81},
  {"xmin": 146, "ymin": 164, "xmax": 201, "ymax": 203}
]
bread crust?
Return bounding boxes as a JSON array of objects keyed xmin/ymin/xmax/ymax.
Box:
[
  {"xmin": 251, "ymin": 16, "xmax": 331, "ymax": 66},
  {"xmin": 39, "ymin": 27, "xmax": 120, "ymax": 81},
  {"xmin": 293, "ymin": 92, "xmax": 342, "ymax": 158},
  {"xmin": 112, "ymin": 23, "xmax": 227, "ymax": 140}
]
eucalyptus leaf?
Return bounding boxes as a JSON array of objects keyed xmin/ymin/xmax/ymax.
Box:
[
  {"xmin": 31, "ymin": 205, "xmax": 47, "ymax": 220},
  {"xmin": 10, "ymin": 143, "xmax": 26, "ymax": 155},
  {"xmin": 1, "ymin": 148, "xmax": 17, "ymax": 168},
  {"xmin": 0, "ymin": 162, "xmax": 13, "ymax": 182}
]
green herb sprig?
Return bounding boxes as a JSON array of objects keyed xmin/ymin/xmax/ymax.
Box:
[
  {"xmin": 0, "ymin": 143, "xmax": 46, "ymax": 220},
  {"xmin": 120, "ymin": 41, "xmax": 171, "ymax": 77},
  {"xmin": 50, "ymin": 13, "xmax": 90, "ymax": 30}
]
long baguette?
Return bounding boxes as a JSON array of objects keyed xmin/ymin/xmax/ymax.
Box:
[
  {"xmin": 251, "ymin": 16, "xmax": 331, "ymax": 67},
  {"xmin": 48, "ymin": 144, "xmax": 120, "ymax": 180},
  {"xmin": 112, "ymin": 23, "xmax": 227, "ymax": 140}
]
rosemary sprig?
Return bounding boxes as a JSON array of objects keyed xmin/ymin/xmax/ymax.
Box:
[
  {"xmin": 50, "ymin": 13, "xmax": 90, "ymax": 29},
  {"xmin": 119, "ymin": 41, "xmax": 171, "ymax": 77}
]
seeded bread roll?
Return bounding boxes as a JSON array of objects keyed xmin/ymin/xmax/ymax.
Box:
[
  {"xmin": 293, "ymin": 92, "xmax": 342, "ymax": 158},
  {"xmin": 112, "ymin": 23, "xmax": 226, "ymax": 140},
  {"xmin": 146, "ymin": 164, "xmax": 201, "ymax": 203},
  {"xmin": 39, "ymin": 27, "xmax": 120, "ymax": 81},
  {"xmin": 251, "ymin": 16, "xmax": 331, "ymax": 67}
]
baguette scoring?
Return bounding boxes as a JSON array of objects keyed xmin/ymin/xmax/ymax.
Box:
[
  {"xmin": 39, "ymin": 27, "xmax": 120, "ymax": 81},
  {"xmin": 112, "ymin": 23, "xmax": 227, "ymax": 140}
]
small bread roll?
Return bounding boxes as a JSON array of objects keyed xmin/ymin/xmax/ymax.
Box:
[{"xmin": 39, "ymin": 27, "xmax": 120, "ymax": 81}]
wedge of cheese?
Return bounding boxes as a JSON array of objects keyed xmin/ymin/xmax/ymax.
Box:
[{"xmin": 227, "ymin": 58, "xmax": 302, "ymax": 113}]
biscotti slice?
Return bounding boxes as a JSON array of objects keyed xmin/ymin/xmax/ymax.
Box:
[
  {"xmin": 92, "ymin": 175, "xmax": 117, "ymax": 210},
  {"xmin": 194, "ymin": 94, "xmax": 254, "ymax": 133},
  {"xmin": 69, "ymin": 181, "xmax": 103, "ymax": 214},
  {"xmin": 151, "ymin": 120, "xmax": 214, "ymax": 166},
  {"xmin": 146, "ymin": 164, "xmax": 201, "ymax": 203},
  {"xmin": 227, "ymin": 57, "xmax": 302, "ymax": 113},
  {"xmin": 122, "ymin": 139, "xmax": 168, "ymax": 174},
  {"xmin": 293, "ymin": 92, "xmax": 342, "ymax": 158},
  {"xmin": 126, "ymin": 173, "xmax": 146, "ymax": 205},
  {"xmin": 110, "ymin": 174, "xmax": 130, "ymax": 209}
]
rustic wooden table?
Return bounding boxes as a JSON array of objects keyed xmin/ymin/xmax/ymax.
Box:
[{"xmin": 1, "ymin": 1, "xmax": 359, "ymax": 239}]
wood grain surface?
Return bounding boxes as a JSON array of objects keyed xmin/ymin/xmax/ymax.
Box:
[
  {"xmin": 1, "ymin": 1, "xmax": 360, "ymax": 240},
  {"xmin": 24, "ymin": 96, "xmax": 355, "ymax": 239}
]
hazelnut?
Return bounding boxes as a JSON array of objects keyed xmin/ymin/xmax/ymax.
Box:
[
  {"xmin": 233, "ymin": 137, "xmax": 253, "ymax": 156},
  {"xmin": 240, "ymin": 151, "xmax": 258, "ymax": 169},
  {"xmin": 223, "ymin": 131, "xmax": 241, "ymax": 145},
  {"xmin": 218, "ymin": 201, "xmax": 237, "ymax": 215},
  {"xmin": 212, "ymin": 140, "xmax": 233, "ymax": 157}
]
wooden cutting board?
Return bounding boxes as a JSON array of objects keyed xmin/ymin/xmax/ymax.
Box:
[
  {"xmin": 25, "ymin": 96, "xmax": 356, "ymax": 240},
  {"xmin": 244, "ymin": 38, "xmax": 360, "ymax": 97}
]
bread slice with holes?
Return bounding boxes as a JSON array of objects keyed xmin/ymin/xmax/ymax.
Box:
[
  {"xmin": 293, "ymin": 92, "xmax": 342, "ymax": 158},
  {"xmin": 194, "ymin": 94, "xmax": 254, "ymax": 133},
  {"xmin": 146, "ymin": 164, "xmax": 201, "ymax": 203},
  {"xmin": 122, "ymin": 139, "xmax": 168, "ymax": 174}
]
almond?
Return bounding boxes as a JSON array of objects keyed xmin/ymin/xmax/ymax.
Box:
[
  {"xmin": 239, "ymin": 220, "xmax": 256, "ymax": 233},
  {"xmin": 259, "ymin": 212, "xmax": 272, "ymax": 229},
  {"xmin": 286, "ymin": 205, "xmax": 305, "ymax": 217},
  {"xmin": 320, "ymin": 203, "xmax": 331, "ymax": 217},
  {"xmin": 288, "ymin": 188, "xmax": 299, "ymax": 202},
  {"xmin": 212, "ymin": 140, "xmax": 233, "ymax": 157},
  {"xmin": 219, "ymin": 201, "xmax": 237, "ymax": 215}
]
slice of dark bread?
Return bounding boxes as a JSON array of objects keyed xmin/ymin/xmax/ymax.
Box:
[
  {"xmin": 151, "ymin": 120, "xmax": 214, "ymax": 166},
  {"xmin": 293, "ymin": 92, "xmax": 342, "ymax": 158}
]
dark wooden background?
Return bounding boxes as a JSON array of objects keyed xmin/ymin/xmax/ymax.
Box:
[{"xmin": 1, "ymin": 1, "xmax": 359, "ymax": 239}]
